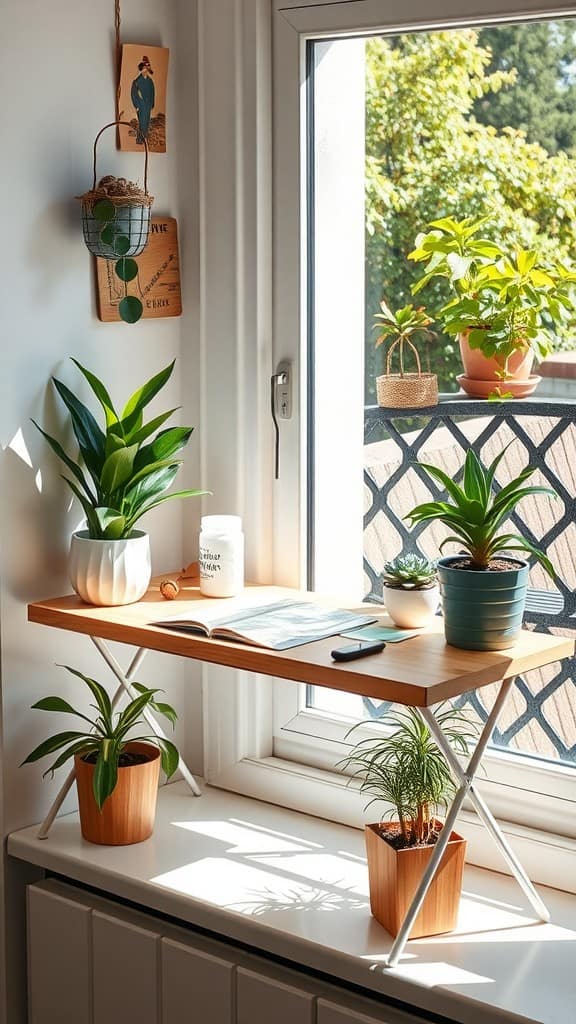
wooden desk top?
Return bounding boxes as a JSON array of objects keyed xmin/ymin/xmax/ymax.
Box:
[{"xmin": 27, "ymin": 577, "xmax": 574, "ymax": 708}]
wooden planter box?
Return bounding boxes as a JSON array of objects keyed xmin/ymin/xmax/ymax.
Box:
[{"xmin": 365, "ymin": 820, "xmax": 467, "ymax": 938}]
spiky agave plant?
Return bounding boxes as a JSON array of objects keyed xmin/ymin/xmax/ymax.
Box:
[
  {"xmin": 21, "ymin": 667, "xmax": 179, "ymax": 810},
  {"xmin": 405, "ymin": 445, "xmax": 556, "ymax": 575},
  {"xmin": 338, "ymin": 705, "xmax": 476, "ymax": 846},
  {"xmin": 33, "ymin": 359, "xmax": 208, "ymax": 540}
]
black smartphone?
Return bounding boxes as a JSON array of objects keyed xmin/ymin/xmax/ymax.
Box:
[{"xmin": 331, "ymin": 640, "xmax": 386, "ymax": 662}]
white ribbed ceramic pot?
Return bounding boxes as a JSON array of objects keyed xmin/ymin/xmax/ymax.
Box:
[{"xmin": 69, "ymin": 531, "xmax": 151, "ymax": 606}]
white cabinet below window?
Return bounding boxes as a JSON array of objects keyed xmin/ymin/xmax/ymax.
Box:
[
  {"xmin": 161, "ymin": 938, "xmax": 235, "ymax": 1024},
  {"xmin": 237, "ymin": 967, "xmax": 315, "ymax": 1024}
]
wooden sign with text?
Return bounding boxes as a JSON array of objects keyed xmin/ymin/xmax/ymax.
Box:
[{"xmin": 96, "ymin": 217, "xmax": 182, "ymax": 322}]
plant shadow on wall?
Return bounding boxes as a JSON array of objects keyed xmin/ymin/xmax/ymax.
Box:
[{"xmin": 33, "ymin": 358, "xmax": 209, "ymax": 606}]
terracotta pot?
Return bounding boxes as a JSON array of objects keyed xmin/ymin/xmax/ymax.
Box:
[
  {"xmin": 459, "ymin": 332, "xmax": 534, "ymax": 383},
  {"xmin": 365, "ymin": 820, "xmax": 466, "ymax": 938},
  {"xmin": 74, "ymin": 741, "xmax": 160, "ymax": 845}
]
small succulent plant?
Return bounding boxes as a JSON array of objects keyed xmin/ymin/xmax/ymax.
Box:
[{"xmin": 383, "ymin": 553, "xmax": 437, "ymax": 590}]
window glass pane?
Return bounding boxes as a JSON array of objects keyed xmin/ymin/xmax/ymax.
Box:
[{"xmin": 307, "ymin": 21, "xmax": 576, "ymax": 767}]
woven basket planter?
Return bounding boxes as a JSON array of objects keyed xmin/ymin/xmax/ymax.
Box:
[
  {"xmin": 376, "ymin": 337, "xmax": 438, "ymax": 409},
  {"xmin": 78, "ymin": 121, "xmax": 153, "ymax": 260}
]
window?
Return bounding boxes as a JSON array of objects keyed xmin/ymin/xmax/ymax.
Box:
[{"xmin": 204, "ymin": 0, "xmax": 576, "ymax": 891}]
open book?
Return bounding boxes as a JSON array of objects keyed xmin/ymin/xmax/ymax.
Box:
[{"xmin": 153, "ymin": 598, "xmax": 377, "ymax": 651}]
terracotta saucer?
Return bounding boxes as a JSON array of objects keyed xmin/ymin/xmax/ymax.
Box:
[{"xmin": 457, "ymin": 374, "xmax": 542, "ymax": 399}]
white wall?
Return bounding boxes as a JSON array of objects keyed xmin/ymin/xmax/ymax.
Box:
[{"xmin": 0, "ymin": 2, "xmax": 202, "ymax": 1019}]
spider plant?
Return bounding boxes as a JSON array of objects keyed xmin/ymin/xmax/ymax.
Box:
[
  {"xmin": 405, "ymin": 446, "xmax": 556, "ymax": 576},
  {"xmin": 21, "ymin": 667, "xmax": 179, "ymax": 810},
  {"xmin": 338, "ymin": 705, "xmax": 476, "ymax": 846},
  {"xmin": 33, "ymin": 359, "xmax": 207, "ymax": 540}
]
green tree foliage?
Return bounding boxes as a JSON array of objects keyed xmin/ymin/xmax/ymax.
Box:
[
  {"xmin": 475, "ymin": 22, "xmax": 576, "ymax": 156},
  {"xmin": 366, "ymin": 29, "xmax": 576, "ymax": 395}
]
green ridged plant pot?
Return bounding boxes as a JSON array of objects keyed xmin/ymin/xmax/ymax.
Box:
[{"xmin": 438, "ymin": 555, "xmax": 529, "ymax": 651}]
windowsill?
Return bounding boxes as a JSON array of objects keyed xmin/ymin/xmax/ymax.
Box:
[{"xmin": 8, "ymin": 781, "xmax": 576, "ymax": 1024}]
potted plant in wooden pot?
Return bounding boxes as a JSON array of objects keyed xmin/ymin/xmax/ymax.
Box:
[
  {"xmin": 33, "ymin": 359, "xmax": 207, "ymax": 606},
  {"xmin": 22, "ymin": 667, "xmax": 179, "ymax": 845},
  {"xmin": 409, "ymin": 216, "xmax": 576, "ymax": 399},
  {"xmin": 339, "ymin": 705, "xmax": 475, "ymax": 938},
  {"xmin": 406, "ymin": 446, "xmax": 556, "ymax": 651},
  {"xmin": 373, "ymin": 301, "xmax": 438, "ymax": 408},
  {"xmin": 382, "ymin": 554, "xmax": 439, "ymax": 628}
]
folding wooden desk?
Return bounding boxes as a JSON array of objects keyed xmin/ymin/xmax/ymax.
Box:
[{"xmin": 28, "ymin": 574, "xmax": 574, "ymax": 967}]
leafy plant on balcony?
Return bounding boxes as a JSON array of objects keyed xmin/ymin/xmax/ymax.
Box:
[
  {"xmin": 33, "ymin": 359, "xmax": 207, "ymax": 540},
  {"xmin": 409, "ymin": 216, "xmax": 576, "ymax": 375}
]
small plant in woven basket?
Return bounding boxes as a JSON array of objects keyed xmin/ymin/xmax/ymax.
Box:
[
  {"xmin": 373, "ymin": 301, "xmax": 438, "ymax": 409},
  {"xmin": 383, "ymin": 554, "xmax": 437, "ymax": 591}
]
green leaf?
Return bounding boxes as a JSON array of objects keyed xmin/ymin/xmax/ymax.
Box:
[
  {"xmin": 127, "ymin": 408, "xmax": 180, "ymax": 445},
  {"xmin": 52, "ymin": 377, "xmax": 105, "ymax": 479},
  {"xmin": 119, "ymin": 296, "xmax": 143, "ymax": 324},
  {"xmin": 115, "ymin": 258, "xmax": 139, "ymax": 283},
  {"xmin": 121, "ymin": 362, "xmax": 176, "ymax": 429},
  {"xmin": 45, "ymin": 740, "xmax": 99, "ymax": 776},
  {"xmin": 61, "ymin": 476, "xmax": 100, "ymax": 537},
  {"xmin": 99, "ymin": 444, "xmax": 139, "ymax": 495},
  {"xmin": 95, "ymin": 508, "xmax": 126, "ymax": 540},
  {"xmin": 31, "ymin": 420, "xmax": 96, "ymax": 503},
  {"xmin": 114, "ymin": 235, "xmax": 130, "ymax": 257},
  {"xmin": 70, "ymin": 360, "xmax": 119, "ymax": 429},
  {"xmin": 123, "ymin": 463, "xmax": 181, "ymax": 512},
  {"xmin": 59, "ymin": 666, "xmax": 112, "ymax": 730},
  {"xmin": 93, "ymin": 749, "xmax": 118, "ymax": 809},
  {"xmin": 157, "ymin": 738, "xmax": 179, "ymax": 779},
  {"xmin": 100, "ymin": 224, "xmax": 115, "ymax": 245},
  {"xmin": 93, "ymin": 199, "xmax": 115, "ymax": 222},
  {"xmin": 124, "ymin": 488, "xmax": 209, "ymax": 532},
  {"xmin": 21, "ymin": 731, "xmax": 91, "ymax": 766},
  {"xmin": 152, "ymin": 702, "xmax": 178, "ymax": 728},
  {"xmin": 133, "ymin": 427, "xmax": 194, "ymax": 472}
]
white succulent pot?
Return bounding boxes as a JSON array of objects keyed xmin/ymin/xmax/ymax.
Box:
[
  {"xmin": 384, "ymin": 583, "xmax": 440, "ymax": 628},
  {"xmin": 69, "ymin": 530, "xmax": 151, "ymax": 607}
]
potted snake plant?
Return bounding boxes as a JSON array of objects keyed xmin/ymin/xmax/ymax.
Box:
[
  {"xmin": 409, "ymin": 216, "xmax": 576, "ymax": 398},
  {"xmin": 339, "ymin": 705, "xmax": 475, "ymax": 938},
  {"xmin": 22, "ymin": 667, "xmax": 179, "ymax": 845},
  {"xmin": 33, "ymin": 359, "xmax": 207, "ymax": 606},
  {"xmin": 406, "ymin": 446, "xmax": 556, "ymax": 650},
  {"xmin": 382, "ymin": 554, "xmax": 439, "ymax": 628}
]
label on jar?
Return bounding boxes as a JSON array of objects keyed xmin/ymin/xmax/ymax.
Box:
[{"xmin": 199, "ymin": 534, "xmax": 244, "ymax": 597}]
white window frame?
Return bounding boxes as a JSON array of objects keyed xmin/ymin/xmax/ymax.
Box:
[{"xmin": 202, "ymin": 0, "xmax": 576, "ymax": 893}]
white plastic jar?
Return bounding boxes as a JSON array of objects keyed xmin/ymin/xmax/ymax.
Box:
[{"xmin": 199, "ymin": 515, "xmax": 245, "ymax": 598}]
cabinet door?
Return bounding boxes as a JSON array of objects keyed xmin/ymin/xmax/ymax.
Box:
[
  {"xmin": 237, "ymin": 967, "xmax": 315, "ymax": 1024},
  {"xmin": 27, "ymin": 885, "xmax": 91, "ymax": 1024},
  {"xmin": 92, "ymin": 910, "xmax": 160, "ymax": 1024},
  {"xmin": 318, "ymin": 999, "xmax": 424, "ymax": 1024},
  {"xmin": 161, "ymin": 938, "xmax": 235, "ymax": 1024}
]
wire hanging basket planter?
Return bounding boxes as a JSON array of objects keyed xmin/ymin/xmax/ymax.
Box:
[{"xmin": 77, "ymin": 121, "xmax": 153, "ymax": 322}]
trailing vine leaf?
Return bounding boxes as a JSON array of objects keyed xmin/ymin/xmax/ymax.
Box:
[
  {"xmin": 100, "ymin": 224, "xmax": 115, "ymax": 245},
  {"xmin": 114, "ymin": 235, "xmax": 131, "ymax": 256},
  {"xmin": 93, "ymin": 199, "xmax": 115, "ymax": 222},
  {"xmin": 115, "ymin": 257, "xmax": 138, "ymax": 283},
  {"xmin": 119, "ymin": 295, "xmax": 143, "ymax": 323}
]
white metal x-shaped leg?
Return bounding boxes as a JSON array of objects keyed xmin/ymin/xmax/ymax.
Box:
[
  {"xmin": 386, "ymin": 676, "xmax": 550, "ymax": 968},
  {"xmin": 37, "ymin": 637, "xmax": 201, "ymax": 840}
]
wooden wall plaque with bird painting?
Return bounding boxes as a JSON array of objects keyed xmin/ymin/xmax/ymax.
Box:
[
  {"xmin": 96, "ymin": 217, "xmax": 182, "ymax": 321},
  {"xmin": 117, "ymin": 44, "xmax": 169, "ymax": 153}
]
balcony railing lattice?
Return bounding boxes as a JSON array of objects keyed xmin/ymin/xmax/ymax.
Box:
[{"xmin": 362, "ymin": 397, "xmax": 576, "ymax": 764}]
